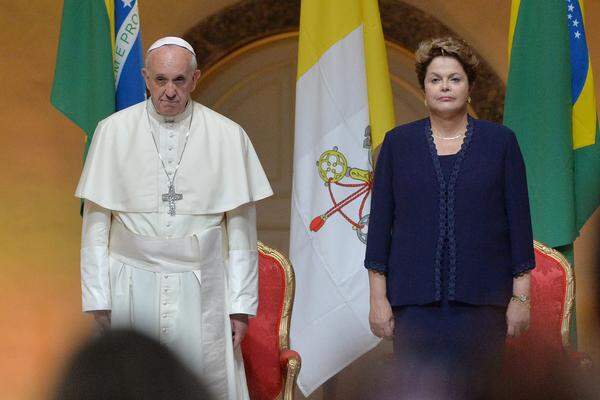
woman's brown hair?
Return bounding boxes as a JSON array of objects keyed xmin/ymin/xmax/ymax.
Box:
[{"xmin": 414, "ymin": 37, "xmax": 479, "ymax": 90}]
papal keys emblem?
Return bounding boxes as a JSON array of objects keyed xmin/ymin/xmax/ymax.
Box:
[{"xmin": 310, "ymin": 127, "xmax": 373, "ymax": 244}]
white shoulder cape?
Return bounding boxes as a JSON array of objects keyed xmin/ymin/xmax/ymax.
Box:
[{"xmin": 75, "ymin": 100, "xmax": 273, "ymax": 214}]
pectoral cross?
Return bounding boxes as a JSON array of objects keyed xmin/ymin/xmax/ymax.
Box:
[{"xmin": 162, "ymin": 183, "xmax": 183, "ymax": 216}]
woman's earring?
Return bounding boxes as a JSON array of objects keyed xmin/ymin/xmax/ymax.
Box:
[
  {"xmin": 424, "ymin": 98, "xmax": 428, "ymax": 107},
  {"xmin": 467, "ymin": 96, "xmax": 472, "ymax": 104}
]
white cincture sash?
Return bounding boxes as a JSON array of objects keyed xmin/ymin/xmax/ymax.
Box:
[{"xmin": 108, "ymin": 219, "xmax": 222, "ymax": 276}]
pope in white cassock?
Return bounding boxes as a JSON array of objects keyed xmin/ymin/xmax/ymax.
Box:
[{"xmin": 75, "ymin": 37, "xmax": 273, "ymax": 400}]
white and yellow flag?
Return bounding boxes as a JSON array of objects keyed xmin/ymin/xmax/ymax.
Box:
[{"xmin": 290, "ymin": 0, "xmax": 395, "ymax": 394}]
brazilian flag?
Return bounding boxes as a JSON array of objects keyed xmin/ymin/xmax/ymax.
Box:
[
  {"xmin": 504, "ymin": 0, "xmax": 600, "ymax": 249},
  {"xmin": 504, "ymin": 0, "xmax": 600, "ymax": 346},
  {"xmin": 51, "ymin": 0, "xmax": 115, "ymax": 151},
  {"xmin": 51, "ymin": 0, "xmax": 145, "ymax": 157}
]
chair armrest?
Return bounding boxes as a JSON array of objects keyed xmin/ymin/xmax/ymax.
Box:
[{"xmin": 280, "ymin": 350, "xmax": 301, "ymax": 400}]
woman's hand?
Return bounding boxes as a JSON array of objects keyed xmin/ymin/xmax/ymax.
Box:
[
  {"xmin": 508, "ymin": 272, "xmax": 532, "ymax": 337},
  {"xmin": 369, "ymin": 297, "xmax": 395, "ymax": 339},
  {"xmin": 506, "ymin": 300, "xmax": 530, "ymax": 337}
]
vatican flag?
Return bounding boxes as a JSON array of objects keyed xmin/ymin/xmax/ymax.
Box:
[{"xmin": 289, "ymin": 0, "xmax": 395, "ymax": 395}]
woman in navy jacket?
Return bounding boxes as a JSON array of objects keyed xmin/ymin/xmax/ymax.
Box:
[{"xmin": 364, "ymin": 37, "xmax": 535, "ymax": 399}]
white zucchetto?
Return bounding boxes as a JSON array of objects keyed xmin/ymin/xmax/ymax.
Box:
[{"xmin": 147, "ymin": 36, "xmax": 196, "ymax": 56}]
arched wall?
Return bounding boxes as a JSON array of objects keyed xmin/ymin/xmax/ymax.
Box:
[{"xmin": 184, "ymin": 0, "xmax": 504, "ymax": 121}]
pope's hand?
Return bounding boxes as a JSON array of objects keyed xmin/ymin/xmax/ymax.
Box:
[
  {"xmin": 506, "ymin": 300, "xmax": 530, "ymax": 337},
  {"xmin": 230, "ymin": 314, "xmax": 249, "ymax": 349},
  {"xmin": 91, "ymin": 310, "xmax": 111, "ymax": 333},
  {"xmin": 369, "ymin": 298, "xmax": 394, "ymax": 339}
]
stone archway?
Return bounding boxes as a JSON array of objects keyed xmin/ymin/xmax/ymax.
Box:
[{"xmin": 184, "ymin": 0, "xmax": 505, "ymax": 122}]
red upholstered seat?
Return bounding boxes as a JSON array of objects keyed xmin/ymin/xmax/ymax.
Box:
[
  {"xmin": 241, "ymin": 242, "xmax": 301, "ymax": 400},
  {"xmin": 504, "ymin": 241, "xmax": 591, "ymax": 381}
]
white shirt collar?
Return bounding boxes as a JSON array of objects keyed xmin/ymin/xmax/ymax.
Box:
[{"xmin": 147, "ymin": 98, "xmax": 193, "ymax": 125}]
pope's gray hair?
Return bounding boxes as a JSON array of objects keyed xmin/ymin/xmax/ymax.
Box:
[{"xmin": 145, "ymin": 44, "xmax": 198, "ymax": 72}]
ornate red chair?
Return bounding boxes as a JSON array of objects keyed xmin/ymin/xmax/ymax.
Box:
[
  {"xmin": 241, "ymin": 242, "xmax": 301, "ymax": 400},
  {"xmin": 504, "ymin": 241, "xmax": 592, "ymax": 382}
]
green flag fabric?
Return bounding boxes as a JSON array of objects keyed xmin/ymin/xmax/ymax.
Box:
[
  {"xmin": 51, "ymin": 0, "xmax": 115, "ymax": 152},
  {"xmin": 504, "ymin": 0, "xmax": 600, "ymax": 248}
]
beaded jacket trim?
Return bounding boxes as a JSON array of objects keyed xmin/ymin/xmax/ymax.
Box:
[{"xmin": 425, "ymin": 116, "xmax": 475, "ymax": 300}]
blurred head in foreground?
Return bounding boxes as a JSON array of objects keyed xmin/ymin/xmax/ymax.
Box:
[{"xmin": 54, "ymin": 329, "xmax": 211, "ymax": 400}]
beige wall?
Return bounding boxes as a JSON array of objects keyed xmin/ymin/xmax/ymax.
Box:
[{"xmin": 1, "ymin": 1, "xmax": 598, "ymax": 398}]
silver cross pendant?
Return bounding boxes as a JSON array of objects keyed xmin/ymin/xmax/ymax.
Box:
[{"xmin": 162, "ymin": 183, "xmax": 183, "ymax": 216}]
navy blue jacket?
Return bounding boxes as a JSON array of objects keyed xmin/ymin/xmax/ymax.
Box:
[{"xmin": 364, "ymin": 117, "xmax": 535, "ymax": 306}]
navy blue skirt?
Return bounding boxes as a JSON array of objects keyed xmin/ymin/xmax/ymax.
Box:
[{"xmin": 392, "ymin": 300, "xmax": 507, "ymax": 400}]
